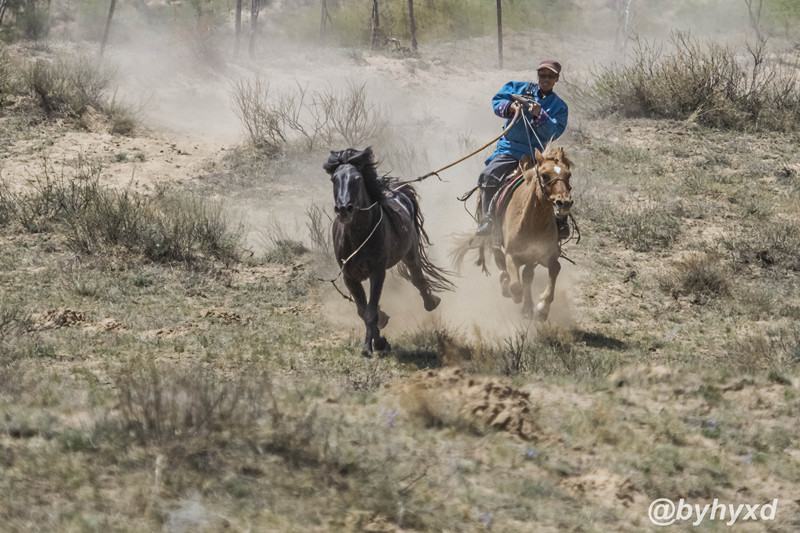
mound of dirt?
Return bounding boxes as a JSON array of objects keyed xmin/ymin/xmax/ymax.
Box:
[
  {"xmin": 386, "ymin": 367, "xmax": 538, "ymax": 441},
  {"xmin": 35, "ymin": 308, "xmax": 87, "ymax": 330},
  {"xmin": 199, "ymin": 308, "xmax": 242, "ymax": 324}
]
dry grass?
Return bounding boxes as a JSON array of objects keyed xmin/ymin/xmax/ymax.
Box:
[
  {"xmin": 584, "ymin": 32, "xmax": 800, "ymax": 132},
  {"xmin": 2, "ymin": 24, "xmax": 800, "ymax": 531}
]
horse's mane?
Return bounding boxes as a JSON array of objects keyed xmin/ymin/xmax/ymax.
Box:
[
  {"xmin": 541, "ymin": 144, "xmax": 574, "ymax": 169},
  {"xmin": 323, "ymin": 147, "xmax": 395, "ymax": 204}
]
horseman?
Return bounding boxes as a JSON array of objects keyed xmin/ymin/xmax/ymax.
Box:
[{"xmin": 475, "ymin": 60, "xmax": 570, "ymax": 239}]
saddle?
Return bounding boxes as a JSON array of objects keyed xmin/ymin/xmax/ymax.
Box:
[{"xmin": 489, "ymin": 169, "xmax": 526, "ymax": 221}]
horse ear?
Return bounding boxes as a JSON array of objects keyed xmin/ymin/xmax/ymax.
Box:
[
  {"xmin": 519, "ymin": 155, "xmax": 533, "ymax": 171},
  {"xmin": 534, "ymin": 148, "xmax": 544, "ymax": 166},
  {"xmin": 556, "ymin": 147, "xmax": 565, "ymax": 163},
  {"xmin": 323, "ymin": 150, "xmax": 342, "ymax": 174},
  {"xmin": 347, "ymin": 146, "xmax": 374, "ymax": 167}
]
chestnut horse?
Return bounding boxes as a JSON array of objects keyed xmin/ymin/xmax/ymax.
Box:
[
  {"xmin": 324, "ymin": 147, "xmax": 454, "ymax": 357},
  {"xmin": 454, "ymin": 145, "xmax": 574, "ymax": 320}
]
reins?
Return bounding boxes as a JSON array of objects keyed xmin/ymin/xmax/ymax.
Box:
[
  {"xmin": 316, "ymin": 202, "xmax": 382, "ymax": 302},
  {"xmin": 397, "ymin": 108, "xmax": 523, "ymax": 186}
]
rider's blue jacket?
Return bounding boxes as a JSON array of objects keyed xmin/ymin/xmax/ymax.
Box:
[{"xmin": 487, "ymin": 81, "xmax": 569, "ymax": 163}]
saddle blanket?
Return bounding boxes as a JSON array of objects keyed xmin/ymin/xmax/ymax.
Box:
[{"xmin": 490, "ymin": 170, "xmax": 526, "ymax": 220}]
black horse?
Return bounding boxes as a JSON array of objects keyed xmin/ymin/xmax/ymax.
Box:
[{"xmin": 323, "ymin": 147, "xmax": 453, "ymax": 357}]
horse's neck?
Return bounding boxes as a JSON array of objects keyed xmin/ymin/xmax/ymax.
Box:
[
  {"xmin": 345, "ymin": 202, "xmax": 380, "ymax": 245},
  {"xmin": 520, "ymin": 169, "xmax": 551, "ymax": 224}
]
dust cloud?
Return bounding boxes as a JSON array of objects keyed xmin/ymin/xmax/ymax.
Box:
[{"xmin": 89, "ymin": 0, "xmax": 752, "ymax": 343}]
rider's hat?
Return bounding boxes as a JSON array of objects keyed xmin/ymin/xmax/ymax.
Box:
[{"xmin": 537, "ymin": 60, "xmax": 562, "ymax": 75}]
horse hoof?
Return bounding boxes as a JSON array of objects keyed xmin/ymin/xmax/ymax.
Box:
[
  {"xmin": 522, "ymin": 309, "xmax": 533, "ymax": 320},
  {"xmin": 501, "ymin": 283, "xmax": 511, "ymax": 298},
  {"xmin": 361, "ymin": 345, "xmax": 373, "ymax": 358},
  {"xmin": 424, "ymin": 295, "xmax": 441, "ymax": 312},
  {"xmin": 510, "ymin": 285, "xmax": 523, "ymax": 304},
  {"xmin": 378, "ymin": 310, "xmax": 390, "ymax": 329},
  {"xmin": 373, "ymin": 336, "xmax": 391, "ymax": 352},
  {"xmin": 532, "ymin": 310, "xmax": 548, "ymax": 323}
]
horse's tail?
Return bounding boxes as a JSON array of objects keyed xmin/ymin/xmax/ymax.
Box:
[
  {"xmin": 450, "ymin": 232, "xmax": 492, "ymax": 274},
  {"xmin": 395, "ymin": 184, "xmax": 455, "ymax": 293}
]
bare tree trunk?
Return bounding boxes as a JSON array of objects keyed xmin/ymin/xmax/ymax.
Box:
[
  {"xmin": 320, "ymin": 0, "xmax": 331, "ymax": 40},
  {"xmin": 371, "ymin": 0, "xmax": 380, "ymax": 50},
  {"xmin": 235, "ymin": 0, "xmax": 243, "ymax": 54},
  {"xmin": 614, "ymin": 0, "xmax": 633, "ymax": 60},
  {"xmin": 249, "ymin": 0, "xmax": 260, "ymax": 61},
  {"xmin": 496, "ymin": 0, "xmax": 503, "ymax": 69},
  {"xmin": 100, "ymin": 0, "xmax": 117, "ymax": 57},
  {"xmin": 407, "ymin": 0, "xmax": 417, "ymax": 53}
]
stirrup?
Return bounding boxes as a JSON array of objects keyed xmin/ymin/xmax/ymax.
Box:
[{"xmin": 475, "ymin": 219, "xmax": 493, "ymax": 237}]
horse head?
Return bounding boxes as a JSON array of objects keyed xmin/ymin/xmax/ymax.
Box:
[
  {"xmin": 323, "ymin": 147, "xmax": 376, "ymax": 223},
  {"xmin": 533, "ymin": 146, "xmax": 573, "ymax": 219}
]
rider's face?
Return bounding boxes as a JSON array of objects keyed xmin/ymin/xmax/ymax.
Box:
[{"xmin": 537, "ymin": 69, "xmax": 559, "ymax": 92}]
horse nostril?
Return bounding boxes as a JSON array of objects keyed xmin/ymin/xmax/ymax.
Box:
[
  {"xmin": 556, "ymin": 200, "xmax": 564, "ymax": 207},
  {"xmin": 334, "ymin": 206, "xmax": 341, "ymax": 214},
  {"xmin": 345, "ymin": 204, "xmax": 355, "ymax": 214}
]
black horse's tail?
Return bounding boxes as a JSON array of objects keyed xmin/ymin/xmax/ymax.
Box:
[{"xmin": 393, "ymin": 183, "xmax": 455, "ymax": 293}]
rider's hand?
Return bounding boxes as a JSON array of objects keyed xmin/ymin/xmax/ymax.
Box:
[
  {"xmin": 528, "ymin": 102, "xmax": 542, "ymax": 117},
  {"xmin": 508, "ymin": 102, "xmax": 520, "ymax": 116}
]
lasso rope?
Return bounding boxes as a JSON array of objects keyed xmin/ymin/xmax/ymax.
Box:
[
  {"xmin": 396, "ymin": 108, "xmax": 523, "ymax": 186},
  {"xmin": 316, "ymin": 202, "xmax": 382, "ymax": 302}
]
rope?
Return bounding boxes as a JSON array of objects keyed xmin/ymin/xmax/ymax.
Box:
[
  {"xmin": 397, "ymin": 108, "xmax": 523, "ymax": 186},
  {"xmin": 315, "ymin": 203, "xmax": 383, "ymax": 302}
]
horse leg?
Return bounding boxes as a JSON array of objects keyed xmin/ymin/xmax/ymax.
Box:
[
  {"xmin": 521, "ymin": 264, "xmax": 535, "ymax": 319},
  {"xmin": 493, "ymin": 247, "xmax": 511, "ymax": 298},
  {"xmin": 343, "ymin": 274, "xmax": 373, "ymax": 357},
  {"xmin": 505, "ymin": 253, "xmax": 523, "ymax": 304},
  {"xmin": 534, "ymin": 257, "xmax": 561, "ymax": 322},
  {"xmin": 404, "ymin": 251, "xmax": 440, "ymax": 312},
  {"xmin": 367, "ymin": 269, "xmax": 390, "ymax": 353}
]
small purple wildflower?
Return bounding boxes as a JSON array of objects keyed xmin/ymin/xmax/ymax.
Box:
[
  {"xmin": 741, "ymin": 452, "xmax": 752, "ymax": 465},
  {"xmin": 707, "ymin": 419, "xmax": 716, "ymax": 427},
  {"xmin": 381, "ymin": 408, "xmax": 400, "ymax": 428},
  {"xmin": 525, "ymin": 448, "xmax": 537, "ymax": 459},
  {"xmin": 478, "ymin": 512, "xmax": 493, "ymax": 527}
]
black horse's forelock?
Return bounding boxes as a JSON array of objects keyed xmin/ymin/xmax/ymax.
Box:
[{"xmin": 323, "ymin": 147, "xmax": 391, "ymax": 204}]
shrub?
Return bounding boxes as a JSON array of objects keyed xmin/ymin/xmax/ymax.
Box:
[
  {"xmin": 722, "ymin": 221, "xmax": 800, "ymax": 273},
  {"xmin": 658, "ymin": 253, "xmax": 730, "ymax": 304},
  {"xmin": 0, "ymin": 155, "xmax": 103, "ymax": 232},
  {"xmin": 115, "ymin": 360, "xmax": 267, "ymax": 445},
  {"xmin": 491, "ymin": 325, "xmax": 619, "ymax": 377},
  {"xmin": 727, "ymin": 326, "xmax": 800, "ymax": 371},
  {"xmin": 0, "ymin": 48, "xmax": 19, "ymax": 107},
  {"xmin": 583, "ymin": 32, "xmax": 800, "ymax": 132},
  {"xmin": 25, "ymin": 51, "xmax": 117, "ymax": 118},
  {"xmin": 0, "ymin": 156, "xmax": 240, "ymax": 265},
  {"xmin": 230, "ymin": 76, "xmax": 287, "ymax": 155},
  {"xmin": 586, "ymin": 201, "xmax": 682, "ymax": 252},
  {"xmin": 230, "ymin": 76, "xmax": 387, "ymax": 155},
  {"xmin": 66, "ymin": 185, "xmax": 241, "ymax": 265}
]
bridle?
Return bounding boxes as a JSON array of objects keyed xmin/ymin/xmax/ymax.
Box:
[{"xmin": 534, "ymin": 163, "xmax": 571, "ymax": 204}]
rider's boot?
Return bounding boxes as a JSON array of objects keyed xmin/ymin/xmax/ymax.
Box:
[{"xmin": 475, "ymin": 186, "xmax": 497, "ymax": 237}]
